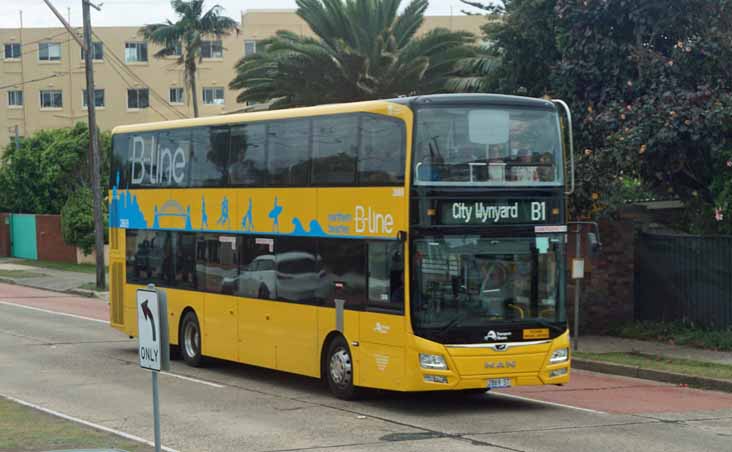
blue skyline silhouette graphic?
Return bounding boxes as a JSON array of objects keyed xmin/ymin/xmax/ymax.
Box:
[{"xmin": 110, "ymin": 172, "xmax": 147, "ymax": 229}]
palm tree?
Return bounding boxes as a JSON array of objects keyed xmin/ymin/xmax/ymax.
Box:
[
  {"xmin": 140, "ymin": 0, "xmax": 238, "ymax": 117},
  {"xmin": 229, "ymin": 0, "xmax": 479, "ymax": 109}
]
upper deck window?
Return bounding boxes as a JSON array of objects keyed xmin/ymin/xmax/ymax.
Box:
[{"xmin": 413, "ymin": 107, "xmax": 562, "ymax": 186}]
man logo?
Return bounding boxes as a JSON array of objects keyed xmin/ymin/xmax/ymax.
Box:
[
  {"xmin": 485, "ymin": 361, "xmax": 517, "ymax": 369},
  {"xmin": 484, "ymin": 330, "xmax": 512, "ymax": 341}
]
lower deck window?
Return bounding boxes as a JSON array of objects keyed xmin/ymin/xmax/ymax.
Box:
[{"xmin": 124, "ymin": 229, "xmax": 403, "ymax": 311}]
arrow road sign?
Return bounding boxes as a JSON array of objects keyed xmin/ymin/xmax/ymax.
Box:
[
  {"xmin": 136, "ymin": 287, "xmax": 169, "ymax": 372},
  {"xmin": 141, "ymin": 300, "xmax": 157, "ymax": 341}
]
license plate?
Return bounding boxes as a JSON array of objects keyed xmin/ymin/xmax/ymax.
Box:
[{"xmin": 488, "ymin": 378, "xmax": 512, "ymax": 389}]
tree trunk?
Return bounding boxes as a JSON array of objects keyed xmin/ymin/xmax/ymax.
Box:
[{"xmin": 189, "ymin": 60, "xmax": 199, "ymax": 118}]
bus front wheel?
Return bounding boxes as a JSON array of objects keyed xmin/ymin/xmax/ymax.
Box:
[
  {"xmin": 180, "ymin": 311, "xmax": 203, "ymax": 367},
  {"xmin": 326, "ymin": 336, "xmax": 358, "ymax": 400}
]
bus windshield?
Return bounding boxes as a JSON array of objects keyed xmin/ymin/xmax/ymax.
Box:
[
  {"xmin": 413, "ymin": 107, "xmax": 562, "ymax": 186},
  {"xmin": 412, "ymin": 236, "xmax": 565, "ymax": 332}
]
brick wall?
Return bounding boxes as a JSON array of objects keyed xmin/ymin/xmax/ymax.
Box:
[
  {"xmin": 567, "ymin": 210, "xmax": 643, "ymax": 334},
  {"xmin": 35, "ymin": 214, "xmax": 77, "ymax": 263},
  {"xmin": 0, "ymin": 213, "xmax": 9, "ymax": 257}
]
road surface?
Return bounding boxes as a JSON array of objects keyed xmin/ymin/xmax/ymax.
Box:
[{"xmin": 1, "ymin": 283, "xmax": 731, "ymax": 452}]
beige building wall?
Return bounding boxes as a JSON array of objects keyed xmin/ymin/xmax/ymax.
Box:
[{"xmin": 1, "ymin": 9, "xmax": 487, "ymax": 150}]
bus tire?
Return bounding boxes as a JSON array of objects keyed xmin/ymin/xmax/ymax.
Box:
[
  {"xmin": 180, "ymin": 311, "xmax": 203, "ymax": 367},
  {"xmin": 326, "ymin": 336, "xmax": 358, "ymax": 400}
]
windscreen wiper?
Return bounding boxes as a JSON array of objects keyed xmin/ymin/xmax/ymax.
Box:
[{"xmin": 436, "ymin": 312, "xmax": 468, "ymax": 339}]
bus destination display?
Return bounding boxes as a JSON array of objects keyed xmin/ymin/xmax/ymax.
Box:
[{"xmin": 439, "ymin": 199, "xmax": 558, "ymax": 225}]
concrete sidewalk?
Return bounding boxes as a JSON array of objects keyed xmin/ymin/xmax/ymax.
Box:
[
  {"xmin": 0, "ymin": 257, "xmax": 106, "ymax": 300},
  {"xmin": 577, "ymin": 335, "xmax": 732, "ymax": 366}
]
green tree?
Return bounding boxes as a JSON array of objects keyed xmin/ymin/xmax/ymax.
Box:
[
  {"xmin": 0, "ymin": 123, "xmax": 111, "ymax": 214},
  {"xmin": 61, "ymin": 186, "xmax": 108, "ymax": 255},
  {"xmin": 463, "ymin": 0, "xmax": 732, "ymax": 230},
  {"xmin": 229, "ymin": 0, "xmax": 479, "ymax": 108},
  {"xmin": 552, "ymin": 0, "xmax": 732, "ymax": 224},
  {"xmin": 454, "ymin": 0, "xmax": 560, "ymax": 96},
  {"xmin": 140, "ymin": 0, "xmax": 238, "ymax": 117}
]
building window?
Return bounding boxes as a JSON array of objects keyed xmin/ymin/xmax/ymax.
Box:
[
  {"xmin": 124, "ymin": 42, "xmax": 148, "ymax": 63},
  {"xmin": 127, "ymin": 88, "xmax": 149, "ymax": 109},
  {"xmin": 8, "ymin": 90, "xmax": 23, "ymax": 107},
  {"xmin": 81, "ymin": 42, "xmax": 104, "ymax": 60},
  {"xmin": 169, "ymin": 87, "xmax": 184, "ymax": 104},
  {"xmin": 82, "ymin": 89, "xmax": 105, "ymax": 108},
  {"xmin": 201, "ymin": 40, "xmax": 223, "ymax": 59},
  {"xmin": 244, "ymin": 40, "xmax": 256, "ymax": 57},
  {"xmin": 202, "ymin": 87, "xmax": 224, "ymax": 105},
  {"xmin": 4, "ymin": 43, "xmax": 21, "ymax": 60},
  {"xmin": 40, "ymin": 90, "xmax": 63, "ymax": 109},
  {"xmin": 38, "ymin": 42, "xmax": 62, "ymax": 61}
]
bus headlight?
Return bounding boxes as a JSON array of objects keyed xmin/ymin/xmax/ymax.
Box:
[
  {"xmin": 550, "ymin": 348, "xmax": 569, "ymax": 364},
  {"xmin": 419, "ymin": 353, "xmax": 448, "ymax": 370}
]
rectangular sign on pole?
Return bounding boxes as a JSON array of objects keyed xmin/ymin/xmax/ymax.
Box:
[{"xmin": 137, "ymin": 286, "xmax": 170, "ymax": 372}]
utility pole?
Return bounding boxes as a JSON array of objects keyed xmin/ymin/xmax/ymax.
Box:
[
  {"xmin": 82, "ymin": 0, "xmax": 106, "ymax": 290},
  {"xmin": 41, "ymin": 0, "xmax": 104, "ymax": 289}
]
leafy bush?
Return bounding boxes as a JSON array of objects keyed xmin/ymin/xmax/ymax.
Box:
[
  {"xmin": 0, "ymin": 122, "xmax": 110, "ymax": 214},
  {"xmin": 61, "ymin": 186, "xmax": 107, "ymax": 255}
]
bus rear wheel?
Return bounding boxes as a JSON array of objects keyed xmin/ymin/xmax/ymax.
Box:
[
  {"xmin": 326, "ymin": 336, "xmax": 358, "ymax": 400},
  {"xmin": 180, "ymin": 311, "xmax": 203, "ymax": 367}
]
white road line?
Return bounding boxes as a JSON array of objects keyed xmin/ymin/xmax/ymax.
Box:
[
  {"xmin": 160, "ymin": 371, "xmax": 225, "ymax": 388},
  {"xmin": 1, "ymin": 299, "xmax": 223, "ymax": 390},
  {"xmin": 0, "ymin": 393, "xmax": 181, "ymax": 452},
  {"xmin": 0, "ymin": 300, "xmax": 108, "ymax": 324},
  {"xmin": 492, "ymin": 391, "xmax": 607, "ymax": 415}
]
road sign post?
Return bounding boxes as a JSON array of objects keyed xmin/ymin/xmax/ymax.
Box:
[{"xmin": 137, "ymin": 284, "xmax": 169, "ymax": 452}]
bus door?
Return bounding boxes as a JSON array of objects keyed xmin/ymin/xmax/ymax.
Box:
[
  {"xmin": 358, "ymin": 241, "xmax": 406, "ymax": 390},
  {"xmin": 200, "ymin": 235, "xmax": 239, "ymax": 361}
]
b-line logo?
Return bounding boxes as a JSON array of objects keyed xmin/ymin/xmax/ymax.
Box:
[{"xmin": 140, "ymin": 300, "xmax": 156, "ymax": 341}]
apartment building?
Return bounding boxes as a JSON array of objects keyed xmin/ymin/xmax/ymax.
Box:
[{"xmin": 0, "ymin": 9, "xmax": 485, "ymax": 149}]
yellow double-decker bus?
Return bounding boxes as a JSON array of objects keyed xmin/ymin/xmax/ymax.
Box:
[{"xmin": 109, "ymin": 94, "xmax": 574, "ymax": 398}]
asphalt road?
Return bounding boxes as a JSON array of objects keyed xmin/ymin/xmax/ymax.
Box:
[{"xmin": 1, "ymin": 284, "xmax": 731, "ymax": 452}]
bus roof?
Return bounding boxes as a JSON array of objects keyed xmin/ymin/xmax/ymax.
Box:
[
  {"xmin": 111, "ymin": 99, "xmax": 397, "ymax": 135},
  {"xmin": 111, "ymin": 93, "xmax": 557, "ymax": 135},
  {"xmin": 390, "ymin": 93, "xmax": 557, "ymax": 110}
]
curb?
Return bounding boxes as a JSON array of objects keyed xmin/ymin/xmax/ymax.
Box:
[
  {"xmin": 573, "ymin": 358, "xmax": 732, "ymax": 393},
  {"xmin": 0, "ymin": 277, "xmax": 107, "ymax": 301}
]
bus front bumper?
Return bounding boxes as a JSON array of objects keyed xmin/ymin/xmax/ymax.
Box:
[{"xmin": 404, "ymin": 331, "xmax": 571, "ymax": 392}]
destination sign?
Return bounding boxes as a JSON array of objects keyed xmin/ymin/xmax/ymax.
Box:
[{"xmin": 439, "ymin": 199, "xmax": 559, "ymax": 225}]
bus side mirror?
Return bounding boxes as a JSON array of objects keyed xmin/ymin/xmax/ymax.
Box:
[{"xmin": 397, "ymin": 230, "xmax": 408, "ymax": 242}]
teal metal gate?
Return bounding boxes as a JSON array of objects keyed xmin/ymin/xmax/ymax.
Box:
[{"xmin": 10, "ymin": 214, "xmax": 37, "ymax": 260}]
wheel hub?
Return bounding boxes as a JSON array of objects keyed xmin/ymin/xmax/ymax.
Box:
[
  {"xmin": 184, "ymin": 322, "xmax": 199, "ymax": 358},
  {"xmin": 329, "ymin": 348, "xmax": 352, "ymax": 386}
]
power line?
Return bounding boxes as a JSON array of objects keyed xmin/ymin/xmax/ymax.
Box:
[
  {"xmin": 18, "ymin": 30, "xmax": 71, "ymax": 48},
  {"xmin": 92, "ymin": 31, "xmax": 188, "ymax": 119},
  {"xmin": 100, "ymin": 49, "xmax": 174, "ymax": 121},
  {"xmin": 0, "ymin": 74, "xmax": 60, "ymax": 90}
]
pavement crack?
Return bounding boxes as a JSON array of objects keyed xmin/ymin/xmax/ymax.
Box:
[
  {"xmin": 28, "ymin": 339, "xmax": 132, "ymax": 347},
  {"xmin": 460, "ymin": 419, "xmax": 661, "ymax": 437}
]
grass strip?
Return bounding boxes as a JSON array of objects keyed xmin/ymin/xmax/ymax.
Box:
[
  {"xmin": 0, "ymin": 269, "xmax": 47, "ymax": 278},
  {"xmin": 16, "ymin": 259, "xmax": 98, "ymax": 274},
  {"xmin": 610, "ymin": 321, "xmax": 732, "ymax": 352},
  {"xmin": 0, "ymin": 397, "xmax": 154, "ymax": 451},
  {"xmin": 574, "ymin": 351, "xmax": 732, "ymax": 380}
]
